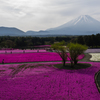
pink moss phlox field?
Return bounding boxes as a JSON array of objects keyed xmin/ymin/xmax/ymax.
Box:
[
  {"xmin": 0, "ymin": 52, "xmax": 84, "ymax": 63},
  {"xmin": 0, "ymin": 49, "xmax": 47, "ymax": 54},
  {"xmin": 0, "ymin": 62, "xmax": 100, "ymax": 99},
  {"xmin": 1, "ymin": 48, "xmax": 100, "ymax": 54}
]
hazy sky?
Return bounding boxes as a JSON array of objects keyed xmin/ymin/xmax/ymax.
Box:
[{"xmin": 0, "ymin": 0, "xmax": 100, "ymax": 32}]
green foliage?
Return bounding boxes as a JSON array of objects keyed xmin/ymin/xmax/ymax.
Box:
[
  {"xmin": 0, "ymin": 33, "xmax": 100, "ymax": 49},
  {"xmin": 0, "ymin": 40, "xmax": 16, "ymax": 48},
  {"xmin": 51, "ymin": 41, "xmax": 67, "ymax": 53},
  {"xmin": 67, "ymin": 42, "xmax": 88, "ymax": 64},
  {"xmin": 51, "ymin": 41, "xmax": 67, "ymax": 66},
  {"xmin": 76, "ymin": 33, "xmax": 100, "ymax": 48},
  {"xmin": 77, "ymin": 36, "xmax": 85, "ymax": 45},
  {"xmin": 0, "ymin": 36, "xmax": 72, "ymax": 49},
  {"xmin": 51, "ymin": 41, "xmax": 66, "ymax": 51}
]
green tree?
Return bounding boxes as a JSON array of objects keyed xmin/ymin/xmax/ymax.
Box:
[
  {"xmin": 91, "ymin": 34, "xmax": 95, "ymax": 48},
  {"xmin": 96, "ymin": 33, "xmax": 100, "ymax": 47},
  {"xmin": 67, "ymin": 43, "xmax": 88, "ymax": 66},
  {"xmin": 77, "ymin": 36, "xmax": 85, "ymax": 45},
  {"xmin": 0, "ymin": 40, "xmax": 16, "ymax": 48},
  {"xmin": 51, "ymin": 41, "xmax": 67, "ymax": 66}
]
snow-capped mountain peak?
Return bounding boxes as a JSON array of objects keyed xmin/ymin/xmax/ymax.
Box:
[
  {"xmin": 46, "ymin": 15, "xmax": 100, "ymax": 35},
  {"xmin": 73, "ymin": 15, "xmax": 89, "ymax": 25},
  {"xmin": 47, "ymin": 15, "xmax": 100, "ymax": 30},
  {"xmin": 70, "ymin": 15, "xmax": 100, "ymax": 26}
]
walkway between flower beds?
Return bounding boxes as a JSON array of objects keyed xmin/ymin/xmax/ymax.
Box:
[{"xmin": 0, "ymin": 62, "xmax": 100, "ymax": 100}]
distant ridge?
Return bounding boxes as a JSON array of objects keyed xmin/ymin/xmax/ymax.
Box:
[
  {"xmin": 0, "ymin": 26, "xmax": 25, "ymax": 36},
  {"xmin": 0, "ymin": 15, "xmax": 100, "ymax": 36}
]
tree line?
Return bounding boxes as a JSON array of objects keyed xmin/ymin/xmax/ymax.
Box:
[
  {"xmin": 0, "ymin": 36, "xmax": 73, "ymax": 49},
  {"xmin": 72, "ymin": 33, "xmax": 100, "ymax": 48},
  {"xmin": 0, "ymin": 33, "xmax": 100, "ymax": 49}
]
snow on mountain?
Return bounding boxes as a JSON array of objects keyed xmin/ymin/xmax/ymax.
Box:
[
  {"xmin": 48, "ymin": 15, "xmax": 100, "ymax": 30},
  {"xmin": 70, "ymin": 15, "xmax": 100, "ymax": 25},
  {"xmin": 47, "ymin": 15, "xmax": 100, "ymax": 35},
  {"xmin": 0, "ymin": 15, "xmax": 100, "ymax": 36}
]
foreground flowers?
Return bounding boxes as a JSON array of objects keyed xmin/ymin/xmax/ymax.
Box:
[
  {"xmin": 0, "ymin": 52, "xmax": 84, "ymax": 63},
  {"xmin": 0, "ymin": 62, "xmax": 100, "ymax": 100},
  {"xmin": 0, "ymin": 49, "xmax": 47, "ymax": 54}
]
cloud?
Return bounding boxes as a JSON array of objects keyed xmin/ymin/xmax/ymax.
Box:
[{"xmin": 0, "ymin": 0, "xmax": 100, "ymax": 31}]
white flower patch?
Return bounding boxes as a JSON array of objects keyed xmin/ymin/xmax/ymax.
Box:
[{"xmin": 89, "ymin": 53, "xmax": 100, "ymax": 61}]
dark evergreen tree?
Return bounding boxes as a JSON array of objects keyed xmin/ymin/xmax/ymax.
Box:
[{"xmin": 77, "ymin": 36, "xmax": 85, "ymax": 45}]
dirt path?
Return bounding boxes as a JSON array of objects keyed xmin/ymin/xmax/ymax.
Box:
[{"xmin": 78, "ymin": 53, "xmax": 92, "ymax": 62}]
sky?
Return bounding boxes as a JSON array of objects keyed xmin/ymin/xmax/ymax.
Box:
[{"xmin": 0, "ymin": 0, "xmax": 100, "ymax": 32}]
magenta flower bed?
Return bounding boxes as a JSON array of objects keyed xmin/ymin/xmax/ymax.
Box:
[
  {"xmin": 1, "ymin": 48, "xmax": 100, "ymax": 54},
  {"xmin": 0, "ymin": 52, "xmax": 84, "ymax": 63},
  {"xmin": 0, "ymin": 62, "xmax": 100, "ymax": 100},
  {"xmin": 0, "ymin": 49, "xmax": 47, "ymax": 54}
]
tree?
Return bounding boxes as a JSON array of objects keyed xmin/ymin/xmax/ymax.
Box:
[
  {"xmin": 0, "ymin": 40, "xmax": 16, "ymax": 48},
  {"xmin": 51, "ymin": 41, "xmax": 68, "ymax": 66},
  {"xmin": 95, "ymin": 33, "xmax": 100, "ymax": 47},
  {"xmin": 66, "ymin": 43, "xmax": 88, "ymax": 66},
  {"xmin": 77, "ymin": 36, "xmax": 85, "ymax": 45},
  {"xmin": 91, "ymin": 34, "xmax": 95, "ymax": 48},
  {"xmin": 87, "ymin": 36, "xmax": 92, "ymax": 47}
]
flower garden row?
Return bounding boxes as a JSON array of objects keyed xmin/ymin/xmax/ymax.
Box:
[
  {"xmin": 0, "ymin": 49, "xmax": 47, "ymax": 54},
  {"xmin": 0, "ymin": 62, "xmax": 100, "ymax": 99},
  {"xmin": 0, "ymin": 48, "xmax": 100, "ymax": 54},
  {"xmin": 0, "ymin": 52, "xmax": 84, "ymax": 63}
]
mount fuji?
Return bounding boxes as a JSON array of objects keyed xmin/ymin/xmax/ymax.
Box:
[
  {"xmin": 0, "ymin": 15, "xmax": 100, "ymax": 36},
  {"xmin": 26, "ymin": 15, "xmax": 100, "ymax": 36},
  {"xmin": 45, "ymin": 15, "xmax": 100, "ymax": 35}
]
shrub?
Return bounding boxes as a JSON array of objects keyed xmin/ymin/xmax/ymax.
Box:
[{"xmin": 67, "ymin": 43, "xmax": 88, "ymax": 66}]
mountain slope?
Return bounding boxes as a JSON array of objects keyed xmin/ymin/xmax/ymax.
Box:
[
  {"xmin": 0, "ymin": 15, "xmax": 100, "ymax": 36},
  {"xmin": 0, "ymin": 27, "xmax": 25, "ymax": 36},
  {"xmin": 26, "ymin": 30, "xmax": 49, "ymax": 36},
  {"xmin": 47, "ymin": 15, "xmax": 100, "ymax": 35}
]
